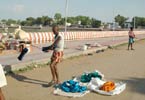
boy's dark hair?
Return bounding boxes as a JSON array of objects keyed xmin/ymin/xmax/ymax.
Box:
[
  {"xmin": 130, "ymin": 27, "xmax": 133, "ymax": 31},
  {"xmin": 52, "ymin": 25, "xmax": 59, "ymax": 31}
]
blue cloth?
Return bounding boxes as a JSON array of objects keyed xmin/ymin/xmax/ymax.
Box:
[
  {"xmin": 129, "ymin": 37, "xmax": 134, "ymax": 44},
  {"xmin": 60, "ymin": 80, "xmax": 87, "ymax": 93},
  {"xmin": 81, "ymin": 72, "xmax": 102, "ymax": 83}
]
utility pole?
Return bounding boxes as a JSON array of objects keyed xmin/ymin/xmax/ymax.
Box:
[
  {"xmin": 134, "ymin": 17, "xmax": 136, "ymax": 29},
  {"xmin": 65, "ymin": 0, "xmax": 69, "ymax": 33}
]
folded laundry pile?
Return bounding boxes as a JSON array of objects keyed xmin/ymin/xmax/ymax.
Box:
[
  {"xmin": 80, "ymin": 71, "xmax": 103, "ymax": 83},
  {"xmin": 54, "ymin": 70, "xmax": 126, "ymax": 97},
  {"xmin": 87, "ymin": 78, "xmax": 126, "ymax": 96},
  {"xmin": 60, "ymin": 80, "xmax": 87, "ymax": 93},
  {"xmin": 100, "ymin": 81, "xmax": 116, "ymax": 92}
]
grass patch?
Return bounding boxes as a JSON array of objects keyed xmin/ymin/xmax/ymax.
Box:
[
  {"xmin": 111, "ymin": 42, "xmax": 128, "ymax": 49},
  {"xmin": 67, "ymin": 54, "xmax": 84, "ymax": 60},
  {"xmin": 7, "ymin": 62, "xmax": 49, "ymax": 75}
]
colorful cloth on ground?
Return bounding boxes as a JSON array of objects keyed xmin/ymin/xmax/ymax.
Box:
[
  {"xmin": 60, "ymin": 80, "xmax": 87, "ymax": 93},
  {"xmin": 100, "ymin": 81, "xmax": 115, "ymax": 92},
  {"xmin": 87, "ymin": 78, "xmax": 126, "ymax": 96},
  {"xmin": 80, "ymin": 72, "xmax": 102, "ymax": 83},
  {"xmin": 51, "ymin": 51, "xmax": 63, "ymax": 63}
]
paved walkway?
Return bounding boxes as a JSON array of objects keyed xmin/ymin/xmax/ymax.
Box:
[{"xmin": 0, "ymin": 34, "xmax": 145, "ymax": 68}]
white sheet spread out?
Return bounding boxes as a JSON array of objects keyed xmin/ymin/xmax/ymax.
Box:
[
  {"xmin": 54, "ymin": 88, "xmax": 90, "ymax": 98},
  {"xmin": 0, "ymin": 64, "xmax": 7, "ymax": 87},
  {"xmin": 87, "ymin": 78, "xmax": 126, "ymax": 96},
  {"xmin": 54, "ymin": 70, "xmax": 126, "ymax": 97}
]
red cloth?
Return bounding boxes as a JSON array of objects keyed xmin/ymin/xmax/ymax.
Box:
[{"xmin": 51, "ymin": 51, "xmax": 63, "ymax": 63}]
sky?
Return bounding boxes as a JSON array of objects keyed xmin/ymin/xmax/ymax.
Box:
[{"xmin": 0, "ymin": 0, "xmax": 145, "ymax": 22}]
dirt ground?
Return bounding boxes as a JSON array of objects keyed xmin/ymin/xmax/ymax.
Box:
[{"xmin": 3, "ymin": 40, "xmax": 145, "ymax": 100}]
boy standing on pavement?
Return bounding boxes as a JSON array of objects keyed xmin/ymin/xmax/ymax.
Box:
[
  {"xmin": 128, "ymin": 27, "xmax": 135, "ymax": 50},
  {"xmin": 49, "ymin": 25, "xmax": 64, "ymax": 85}
]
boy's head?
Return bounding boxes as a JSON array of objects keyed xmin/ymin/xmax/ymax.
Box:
[
  {"xmin": 52, "ymin": 25, "xmax": 59, "ymax": 35},
  {"xmin": 130, "ymin": 27, "xmax": 134, "ymax": 31}
]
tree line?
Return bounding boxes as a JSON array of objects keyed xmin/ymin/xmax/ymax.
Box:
[
  {"xmin": 0, "ymin": 13, "xmax": 101, "ymax": 28},
  {"xmin": 0, "ymin": 13, "xmax": 145, "ymax": 28}
]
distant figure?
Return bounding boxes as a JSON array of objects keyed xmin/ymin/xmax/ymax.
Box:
[
  {"xmin": 48, "ymin": 25, "xmax": 64, "ymax": 85},
  {"xmin": 0, "ymin": 64, "xmax": 7, "ymax": 100},
  {"xmin": 128, "ymin": 27, "xmax": 135, "ymax": 50}
]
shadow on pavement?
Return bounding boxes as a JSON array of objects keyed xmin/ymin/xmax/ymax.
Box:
[
  {"xmin": 9, "ymin": 72, "xmax": 51, "ymax": 88},
  {"xmin": 115, "ymin": 77, "xmax": 145, "ymax": 95},
  {"xmin": 3, "ymin": 65, "xmax": 51, "ymax": 87}
]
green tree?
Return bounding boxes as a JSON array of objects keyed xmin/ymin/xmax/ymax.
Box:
[
  {"xmin": 35, "ymin": 17, "xmax": 42, "ymax": 25},
  {"xmin": 115, "ymin": 14, "xmax": 128, "ymax": 28},
  {"xmin": 6, "ymin": 19, "xmax": 17, "ymax": 25},
  {"xmin": 132, "ymin": 17, "xmax": 145, "ymax": 28},
  {"xmin": 91, "ymin": 18, "xmax": 101, "ymax": 28},
  {"xmin": 41, "ymin": 16, "xmax": 52, "ymax": 26},
  {"xmin": 54, "ymin": 13, "xmax": 62, "ymax": 24},
  {"xmin": 1, "ymin": 19, "xmax": 7, "ymax": 23},
  {"xmin": 67, "ymin": 17, "xmax": 77, "ymax": 24},
  {"xmin": 76, "ymin": 16, "xmax": 91, "ymax": 26},
  {"xmin": 20, "ymin": 21, "xmax": 27, "ymax": 26},
  {"xmin": 59, "ymin": 18, "xmax": 65, "ymax": 25},
  {"xmin": 25, "ymin": 17, "xmax": 35, "ymax": 26}
]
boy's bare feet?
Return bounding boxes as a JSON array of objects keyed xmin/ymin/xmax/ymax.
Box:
[
  {"xmin": 55, "ymin": 80, "xmax": 61, "ymax": 84},
  {"xmin": 47, "ymin": 80, "xmax": 56, "ymax": 87}
]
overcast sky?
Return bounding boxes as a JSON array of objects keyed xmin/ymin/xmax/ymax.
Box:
[{"xmin": 0, "ymin": 0, "xmax": 145, "ymax": 22}]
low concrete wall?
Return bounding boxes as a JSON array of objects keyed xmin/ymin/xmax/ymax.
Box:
[{"xmin": 27, "ymin": 31, "xmax": 145, "ymax": 44}]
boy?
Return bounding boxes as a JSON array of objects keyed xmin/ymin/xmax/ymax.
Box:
[
  {"xmin": 128, "ymin": 27, "xmax": 135, "ymax": 50},
  {"xmin": 0, "ymin": 64, "xmax": 7, "ymax": 100},
  {"xmin": 49, "ymin": 25, "xmax": 64, "ymax": 85}
]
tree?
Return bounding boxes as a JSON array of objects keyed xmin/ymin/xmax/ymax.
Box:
[
  {"xmin": 41, "ymin": 16, "xmax": 52, "ymax": 26},
  {"xmin": 25, "ymin": 17, "xmax": 35, "ymax": 26},
  {"xmin": 54, "ymin": 13, "xmax": 62, "ymax": 24},
  {"xmin": 6, "ymin": 19, "xmax": 17, "ymax": 25},
  {"xmin": 67, "ymin": 17, "xmax": 77, "ymax": 24},
  {"xmin": 59, "ymin": 18, "xmax": 65, "ymax": 25},
  {"xmin": 76, "ymin": 16, "xmax": 91, "ymax": 26},
  {"xmin": 91, "ymin": 18, "xmax": 101, "ymax": 28},
  {"xmin": 115, "ymin": 14, "xmax": 128, "ymax": 28},
  {"xmin": 20, "ymin": 21, "xmax": 27, "ymax": 26},
  {"xmin": 35, "ymin": 17, "xmax": 42, "ymax": 25},
  {"xmin": 132, "ymin": 17, "xmax": 145, "ymax": 28}
]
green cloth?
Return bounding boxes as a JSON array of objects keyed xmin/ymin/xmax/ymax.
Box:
[
  {"xmin": 129, "ymin": 37, "xmax": 134, "ymax": 44},
  {"xmin": 80, "ymin": 72, "xmax": 102, "ymax": 83}
]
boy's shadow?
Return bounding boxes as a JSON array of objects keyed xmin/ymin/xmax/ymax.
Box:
[
  {"xmin": 10, "ymin": 72, "xmax": 53, "ymax": 88},
  {"xmin": 4, "ymin": 65, "xmax": 51, "ymax": 88}
]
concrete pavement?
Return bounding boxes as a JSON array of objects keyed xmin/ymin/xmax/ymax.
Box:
[{"xmin": 0, "ymin": 34, "xmax": 145, "ymax": 71}]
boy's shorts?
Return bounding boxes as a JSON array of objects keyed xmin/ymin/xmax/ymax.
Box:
[
  {"xmin": 129, "ymin": 38, "xmax": 134, "ymax": 44},
  {"xmin": 0, "ymin": 64, "xmax": 7, "ymax": 88},
  {"xmin": 51, "ymin": 51, "xmax": 63, "ymax": 63}
]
